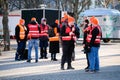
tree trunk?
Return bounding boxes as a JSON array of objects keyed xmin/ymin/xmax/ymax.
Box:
[
  {"xmin": 1, "ymin": 0, "xmax": 10, "ymax": 51},
  {"xmin": 72, "ymin": 0, "xmax": 79, "ymax": 23}
]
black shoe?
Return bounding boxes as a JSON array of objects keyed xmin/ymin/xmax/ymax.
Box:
[
  {"xmin": 67, "ymin": 66, "xmax": 75, "ymax": 70},
  {"xmin": 61, "ymin": 67, "xmax": 65, "ymax": 70},
  {"xmin": 51, "ymin": 58, "xmax": 53, "ymax": 61},
  {"xmin": 85, "ymin": 67, "xmax": 89, "ymax": 70},
  {"xmin": 27, "ymin": 60, "xmax": 31, "ymax": 63},
  {"xmin": 88, "ymin": 70, "xmax": 95, "ymax": 73},
  {"xmin": 35, "ymin": 60, "xmax": 38, "ymax": 63},
  {"xmin": 72, "ymin": 57, "xmax": 75, "ymax": 61},
  {"xmin": 85, "ymin": 69, "xmax": 89, "ymax": 72},
  {"xmin": 39, "ymin": 57, "xmax": 43, "ymax": 59},
  {"xmin": 44, "ymin": 57, "xmax": 48, "ymax": 59},
  {"xmin": 94, "ymin": 70, "xmax": 100, "ymax": 73},
  {"xmin": 15, "ymin": 59, "xmax": 20, "ymax": 61},
  {"xmin": 53, "ymin": 58, "xmax": 58, "ymax": 61}
]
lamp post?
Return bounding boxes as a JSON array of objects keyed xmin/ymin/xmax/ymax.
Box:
[
  {"xmin": 58, "ymin": 0, "xmax": 60, "ymax": 23},
  {"xmin": 40, "ymin": 4, "xmax": 46, "ymax": 18}
]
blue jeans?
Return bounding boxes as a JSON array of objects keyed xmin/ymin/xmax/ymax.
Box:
[
  {"xmin": 28, "ymin": 39, "xmax": 39, "ymax": 60},
  {"xmin": 88, "ymin": 47, "xmax": 100, "ymax": 71}
]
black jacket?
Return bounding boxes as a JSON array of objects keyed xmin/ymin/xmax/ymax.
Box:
[
  {"xmin": 60, "ymin": 24, "xmax": 79, "ymax": 44},
  {"xmin": 89, "ymin": 27, "xmax": 100, "ymax": 47},
  {"xmin": 83, "ymin": 24, "xmax": 89, "ymax": 44}
]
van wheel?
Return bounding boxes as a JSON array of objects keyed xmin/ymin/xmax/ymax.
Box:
[{"xmin": 103, "ymin": 39, "xmax": 110, "ymax": 43}]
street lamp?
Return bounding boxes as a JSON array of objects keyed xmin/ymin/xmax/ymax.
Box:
[
  {"xmin": 58, "ymin": 0, "xmax": 61, "ymax": 25},
  {"xmin": 40, "ymin": 4, "xmax": 46, "ymax": 18}
]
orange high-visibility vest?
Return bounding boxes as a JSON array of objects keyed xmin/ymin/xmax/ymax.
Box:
[
  {"xmin": 49, "ymin": 27, "xmax": 59, "ymax": 41},
  {"xmin": 17, "ymin": 24, "xmax": 26, "ymax": 40},
  {"xmin": 86, "ymin": 26, "xmax": 102, "ymax": 43}
]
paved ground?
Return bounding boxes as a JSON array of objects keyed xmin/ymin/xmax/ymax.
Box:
[{"xmin": 0, "ymin": 40, "xmax": 120, "ymax": 80}]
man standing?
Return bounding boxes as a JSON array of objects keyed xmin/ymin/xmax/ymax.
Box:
[
  {"xmin": 60, "ymin": 16, "xmax": 78, "ymax": 70},
  {"xmin": 86, "ymin": 17, "xmax": 102, "ymax": 73},
  {"xmin": 27, "ymin": 17, "xmax": 40, "ymax": 63},
  {"xmin": 39, "ymin": 18, "xmax": 49, "ymax": 59},
  {"xmin": 82, "ymin": 18, "xmax": 90, "ymax": 71},
  {"xmin": 15, "ymin": 19, "xmax": 27, "ymax": 61}
]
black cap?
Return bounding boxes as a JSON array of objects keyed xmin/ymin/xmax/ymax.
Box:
[{"xmin": 84, "ymin": 19, "xmax": 89, "ymax": 24}]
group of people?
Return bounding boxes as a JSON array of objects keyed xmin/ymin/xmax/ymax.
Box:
[
  {"xmin": 15, "ymin": 13, "xmax": 102, "ymax": 72},
  {"xmin": 82, "ymin": 16, "xmax": 102, "ymax": 73},
  {"xmin": 15, "ymin": 17, "xmax": 59, "ymax": 62}
]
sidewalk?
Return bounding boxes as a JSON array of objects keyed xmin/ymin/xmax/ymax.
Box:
[{"xmin": 0, "ymin": 42, "xmax": 120, "ymax": 80}]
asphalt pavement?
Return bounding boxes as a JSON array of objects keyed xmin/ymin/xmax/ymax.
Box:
[{"xmin": 0, "ymin": 40, "xmax": 120, "ymax": 80}]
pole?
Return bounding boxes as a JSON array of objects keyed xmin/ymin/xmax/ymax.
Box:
[
  {"xmin": 43, "ymin": 7, "xmax": 45, "ymax": 18},
  {"xmin": 58, "ymin": 0, "xmax": 61, "ymax": 25}
]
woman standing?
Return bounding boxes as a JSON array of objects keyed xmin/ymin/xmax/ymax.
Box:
[
  {"xmin": 49, "ymin": 20, "xmax": 60, "ymax": 61},
  {"xmin": 39, "ymin": 18, "xmax": 49, "ymax": 59}
]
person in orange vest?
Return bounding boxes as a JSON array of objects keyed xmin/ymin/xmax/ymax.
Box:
[
  {"xmin": 15, "ymin": 19, "xmax": 27, "ymax": 61},
  {"xmin": 39, "ymin": 18, "xmax": 49, "ymax": 59},
  {"xmin": 60, "ymin": 13, "xmax": 69, "ymax": 29},
  {"xmin": 86, "ymin": 17, "xmax": 102, "ymax": 73},
  {"xmin": 27, "ymin": 17, "xmax": 40, "ymax": 63},
  {"xmin": 49, "ymin": 19, "xmax": 60, "ymax": 61},
  {"xmin": 60, "ymin": 16, "xmax": 78, "ymax": 70}
]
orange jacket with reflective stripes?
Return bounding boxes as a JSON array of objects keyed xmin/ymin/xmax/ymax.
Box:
[
  {"xmin": 28, "ymin": 24, "xmax": 40, "ymax": 38},
  {"xmin": 62, "ymin": 26, "xmax": 76, "ymax": 41},
  {"xmin": 86, "ymin": 26, "xmax": 102, "ymax": 44},
  {"xmin": 39, "ymin": 24, "xmax": 49, "ymax": 37}
]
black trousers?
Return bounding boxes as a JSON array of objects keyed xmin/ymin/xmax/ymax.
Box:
[
  {"xmin": 40, "ymin": 47, "xmax": 47, "ymax": 58},
  {"xmin": 51, "ymin": 53, "xmax": 57, "ymax": 59},
  {"xmin": 86, "ymin": 53, "xmax": 90, "ymax": 68},
  {"xmin": 84, "ymin": 44, "xmax": 90, "ymax": 68},
  {"xmin": 15, "ymin": 41, "xmax": 26, "ymax": 60},
  {"xmin": 61, "ymin": 42, "xmax": 74, "ymax": 67}
]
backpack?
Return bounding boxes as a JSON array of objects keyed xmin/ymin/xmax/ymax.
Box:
[{"xmin": 75, "ymin": 24, "xmax": 80, "ymax": 38}]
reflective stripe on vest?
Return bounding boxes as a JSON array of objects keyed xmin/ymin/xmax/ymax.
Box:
[
  {"xmin": 17, "ymin": 24, "xmax": 25, "ymax": 39},
  {"xmin": 62, "ymin": 26, "xmax": 76, "ymax": 41},
  {"xmin": 40, "ymin": 24, "xmax": 48, "ymax": 37},
  {"xmin": 62, "ymin": 36, "xmax": 72, "ymax": 41},
  {"xmin": 49, "ymin": 27, "xmax": 59, "ymax": 41},
  {"xmin": 28, "ymin": 24, "xmax": 39, "ymax": 38},
  {"xmin": 49, "ymin": 36, "xmax": 59, "ymax": 41},
  {"xmin": 86, "ymin": 26, "xmax": 101, "ymax": 43}
]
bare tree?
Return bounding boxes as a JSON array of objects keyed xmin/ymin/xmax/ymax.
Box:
[
  {"xmin": 68, "ymin": 0, "xmax": 91, "ymax": 22},
  {"xmin": 96, "ymin": 0, "xmax": 112, "ymax": 8},
  {"xmin": 8, "ymin": 0, "xmax": 25, "ymax": 11},
  {"xmin": 1, "ymin": 0, "xmax": 10, "ymax": 51},
  {"xmin": 24, "ymin": 0, "xmax": 43, "ymax": 8},
  {"xmin": 95, "ymin": 0, "xmax": 120, "ymax": 8},
  {"xmin": 8, "ymin": 0, "xmax": 44, "ymax": 10}
]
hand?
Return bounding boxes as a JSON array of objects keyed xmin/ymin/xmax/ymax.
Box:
[
  {"xmin": 87, "ymin": 46, "xmax": 91, "ymax": 53},
  {"xmin": 72, "ymin": 27, "xmax": 75, "ymax": 32},
  {"xmin": 83, "ymin": 44, "xmax": 85, "ymax": 48},
  {"xmin": 69, "ymin": 32, "xmax": 74, "ymax": 36},
  {"xmin": 17, "ymin": 40, "xmax": 20, "ymax": 43},
  {"xmin": 44, "ymin": 30, "xmax": 48, "ymax": 33},
  {"xmin": 56, "ymin": 33, "xmax": 59, "ymax": 36}
]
